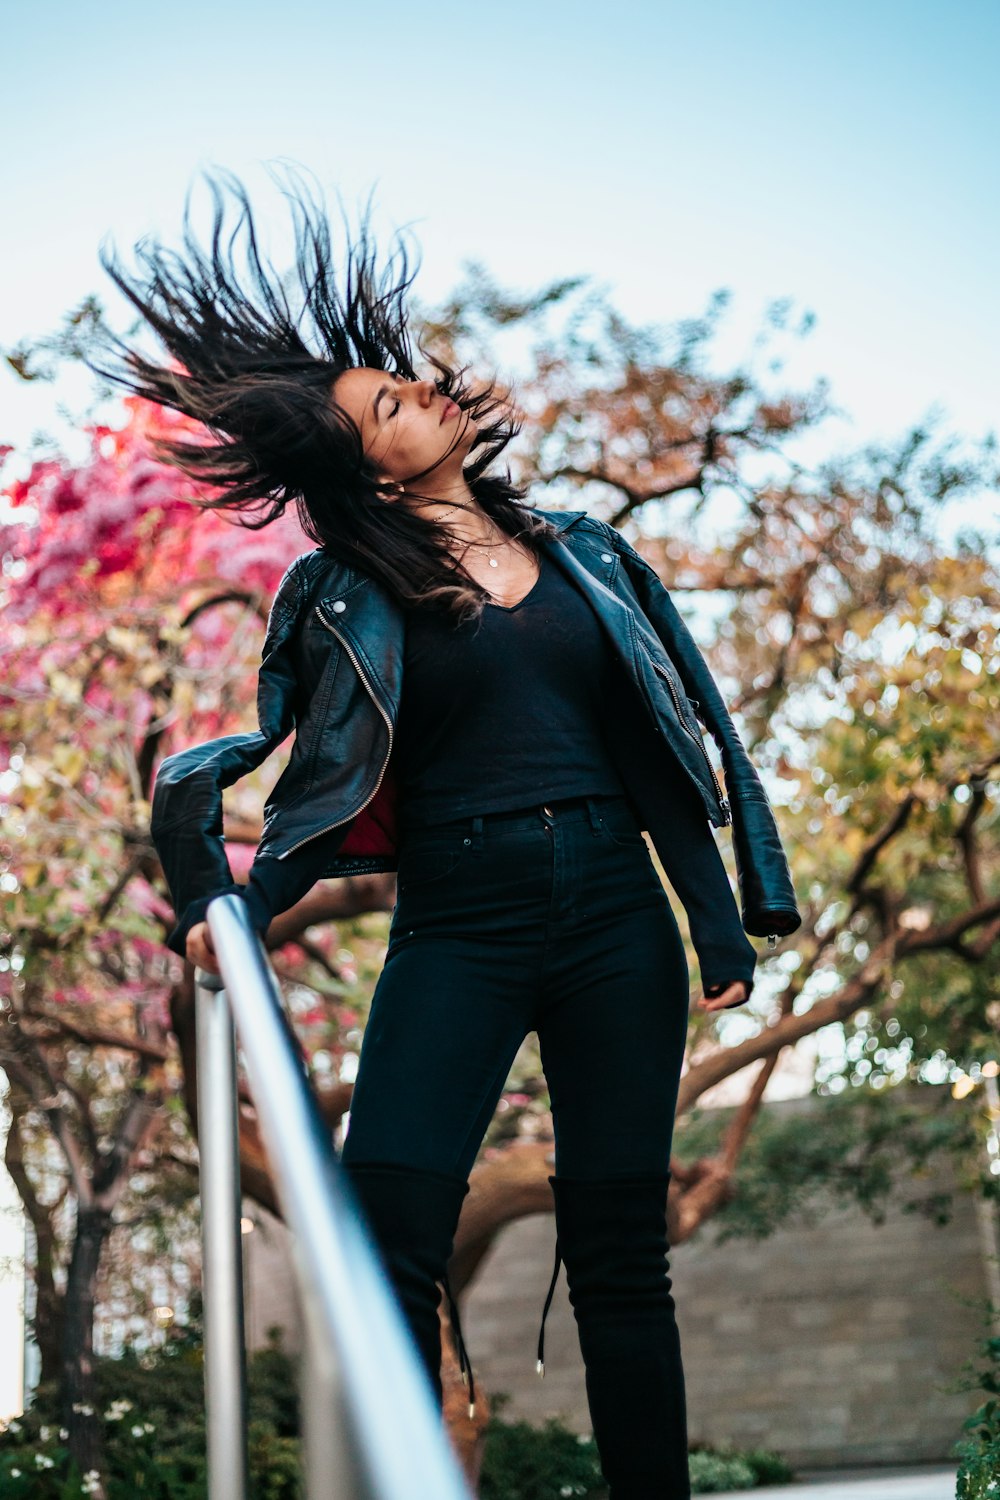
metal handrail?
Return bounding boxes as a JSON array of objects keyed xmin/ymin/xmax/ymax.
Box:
[{"xmin": 195, "ymin": 892, "xmax": 475, "ymax": 1500}]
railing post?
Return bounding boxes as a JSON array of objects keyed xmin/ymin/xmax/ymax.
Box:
[{"xmin": 195, "ymin": 969, "xmax": 250, "ymax": 1500}]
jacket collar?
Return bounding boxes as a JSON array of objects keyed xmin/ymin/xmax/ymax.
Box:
[{"xmin": 536, "ymin": 506, "xmax": 589, "ymax": 531}]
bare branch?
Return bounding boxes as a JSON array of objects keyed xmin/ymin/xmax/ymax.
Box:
[
  {"xmin": 900, "ymin": 898, "xmax": 1000, "ymax": 957},
  {"xmin": 846, "ymin": 795, "xmax": 917, "ymax": 895},
  {"xmin": 23, "ymin": 1014, "xmax": 170, "ymax": 1063}
]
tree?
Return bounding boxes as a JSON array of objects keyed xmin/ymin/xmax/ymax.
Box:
[
  {"xmin": 2, "ymin": 280, "xmax": 997, "ymax": 1480},
  {"xmin": 0, "ymin": 398, "xmax": 312, "ymax": 1486}
]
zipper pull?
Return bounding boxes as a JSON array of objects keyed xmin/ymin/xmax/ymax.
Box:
[
  {"xmin": 767, "ymin": 933, "xmax": 777, "ymax": 949},
  {"xmin": 720, "ymin": 795, "xmax": 732, "ymax": 824}
]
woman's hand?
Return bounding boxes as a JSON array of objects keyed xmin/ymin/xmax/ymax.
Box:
[
  {"xmin": 697, "ymin": 980, "xmax": 750, "ymax": 1012},
  {"xmin": 186, "ymin": 920, "xmax": 220, "ymax": 976}
]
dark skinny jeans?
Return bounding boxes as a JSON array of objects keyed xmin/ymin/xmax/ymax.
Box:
[{"xmin": 340, "ymin": 792, "xmax": 690, "ymax": 1180}]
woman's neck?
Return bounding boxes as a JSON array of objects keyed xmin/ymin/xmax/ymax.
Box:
[{"xmin": 411, "ymin": 491, "xmax": 505, "ymax": 549}]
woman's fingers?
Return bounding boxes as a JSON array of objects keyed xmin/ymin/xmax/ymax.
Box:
[
  {"xmin": 186, "ymin": 921, "xmax": 221, "ymax": 975},
  {"xmin": 697, "ymin": 980, "xmax": 749, "ymax": 1012}
]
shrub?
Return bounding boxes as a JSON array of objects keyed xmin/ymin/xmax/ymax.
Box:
[
  {"xmin": 478, "ymin": 1393, "xmax": 795, "ymax": 1497},
  {"xmin": 478, "ymin": 1399, "xmax": 606, "ymax": 1499},
  {"xmin": 950, "ymin": 1313, "xmax": 1000, "ymax": 1500},
  {"xmin": 0, "ymin": 1326, "xmax": 299, "ymax": 1499},
  {"xmin": 0, "ymin": 1337, "xmax": 796, "ymax": 1497}
]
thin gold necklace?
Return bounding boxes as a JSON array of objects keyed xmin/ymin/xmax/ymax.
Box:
[
  {"xmin": 437, "ymin": 510, "xmax": 507, "ymax": 568},
  {"xmin": 473, "ymin": 517, "xmax": 505, "ymax": 568}
]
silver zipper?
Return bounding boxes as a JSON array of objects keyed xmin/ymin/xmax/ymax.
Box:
[
  {"xmin": 277, "ymin": 606, "xmax": 394, "ymax": 859},
  {"xmin": 652, "ymin": 661, "xmax": 731, "ymax": 823}
]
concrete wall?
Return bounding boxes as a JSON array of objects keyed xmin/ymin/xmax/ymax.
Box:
[
  {"xmin": 461, "ymin": 1093, "xmax": 991, "ymax": 1467},
  {"xmin": 244, "ymin": 1087, "xmax": 995, "ymax": 1466},
  {"xmin": 242, "ymin": 1204, "xmax": 302, "ymax": 1354}
]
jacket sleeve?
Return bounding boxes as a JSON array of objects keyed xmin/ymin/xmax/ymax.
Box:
[
  {"xmin": 597, "ymin": 519, "xmax": 801, "ymax": 939},
  {"xmin": 654, "ymin": 759, "xmax": 758, "ymax": 1001},
  {"xmin": 152, "ymin": 555, "xmax": 309, "ymax": 957}
]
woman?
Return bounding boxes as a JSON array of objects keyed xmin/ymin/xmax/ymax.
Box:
[{"xmin": 95, "ymin": 169, "xmax": 800, "ymax": 1500}]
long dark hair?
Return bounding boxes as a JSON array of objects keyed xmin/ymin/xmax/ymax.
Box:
[{"xmin": 90, "ymin": 165, "xmax": 561, "ymax": 621}]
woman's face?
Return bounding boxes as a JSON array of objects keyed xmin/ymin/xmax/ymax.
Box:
[{"xmin": 331, "ymin": 367, "xmax": 479, "ymax": 497}]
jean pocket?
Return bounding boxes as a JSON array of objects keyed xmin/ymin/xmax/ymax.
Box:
[
  {"xmin": 396, "ymin": 838, "xmax": 469, "ymax": 889},
  {"xmin": 596, "ymin": 812, "xmax": 648, "ymax": 849}
]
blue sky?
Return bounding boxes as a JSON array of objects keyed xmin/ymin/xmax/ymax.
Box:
[{"xmin": 3, "ymin": 0, "xmax": 998, "ymax": 475}]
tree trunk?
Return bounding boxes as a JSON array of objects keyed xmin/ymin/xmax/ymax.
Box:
[
  {"xmin": 61, "ymin": 1204, "xmax": 111, "ymax": 1487},
  {"xmin": 30, "ymin": 1230, "xmax": 64, "ymax": 1387},
  {"xmin": 4, "ymin": 1100, "xmax": 64, "ymax": 1383}
]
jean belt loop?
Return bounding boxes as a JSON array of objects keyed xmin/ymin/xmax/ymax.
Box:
[
  {"xmin": 471, "ymin": 813, "xmax": 484, "ymax": 849},
  {"xmin": 585, "ymin": 795, "xmax": 603, "ymax": 835}
]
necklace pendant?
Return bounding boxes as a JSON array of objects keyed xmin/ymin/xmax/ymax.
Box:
[{"xmin": 489, "ymin": 556, "xmax": 499, "ymax": 567}]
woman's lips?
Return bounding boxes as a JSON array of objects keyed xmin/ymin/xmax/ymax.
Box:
[{"xmin": 439, "ymin": 399, "xmax": 459, "ymax": 423}]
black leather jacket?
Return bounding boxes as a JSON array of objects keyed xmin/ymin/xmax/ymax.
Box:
[{"xmin": 151, "ymin": 507, "xmax": 801, "ymax": 949}]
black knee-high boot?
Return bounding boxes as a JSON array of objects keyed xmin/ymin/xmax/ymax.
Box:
[
  {"xmin": 340, "ymin": 1160, "xmax": 476, "ymax": 1415},
  {"xmin": 542, "ymin": 1172, "xmax": 690, "ymax": 1500}
]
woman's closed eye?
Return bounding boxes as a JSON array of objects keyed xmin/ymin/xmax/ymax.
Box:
[{"xmin": 388, "ymin": 372, "xmax": 407, "ymax": 418}]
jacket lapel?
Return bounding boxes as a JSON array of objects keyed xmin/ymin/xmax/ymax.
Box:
[
  {"xmin": 541, "ymin": 527, "xmax": 684, "ymax": 716},
  {"xmin": 315, "ymin": 576, "xmax": 403, "ymax": 722}
]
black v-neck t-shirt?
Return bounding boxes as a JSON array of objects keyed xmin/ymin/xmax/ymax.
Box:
[{"xmin": 393, "ymin": 548, "xmax": 627, "ymax": 829}]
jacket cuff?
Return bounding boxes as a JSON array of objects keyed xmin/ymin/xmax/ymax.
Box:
[
  {"xmin": 239, "ymin": 881, "xmax": 275, "ymax": 940},
  {"xmin": 692, "ymin": 934, "xmax": 758, "ymax": 1002},
  {"xmin": 165, "ymin": 884, "xmax": 245, "ymax": 958}
]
